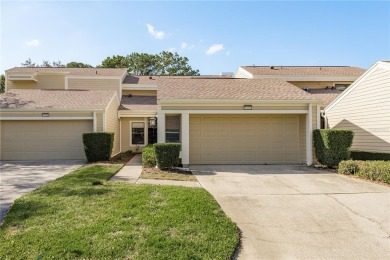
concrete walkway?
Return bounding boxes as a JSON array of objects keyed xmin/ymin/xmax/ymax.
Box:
[
  {"xmin": 111, "ymin": 154, "xmax": 201, "ymax": 188},
  {"xmin": 110, "ymin": 154, "xmax": 142, "ymax": 183}
]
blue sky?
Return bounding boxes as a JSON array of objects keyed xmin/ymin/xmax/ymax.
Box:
[{"xmin": 1, "ymin": 1, "xmax": 389, "ymax": 74}]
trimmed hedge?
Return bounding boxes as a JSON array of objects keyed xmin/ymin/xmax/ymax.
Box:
[
  {"xmin": 142, "ymin": 145, "xmax": 156, "ymax": 168},
  {"xmin": 351, "ymin": 150, "xmax": 390, "ymax": 161},
  {"xmin": 339, "ymin": 160, "xmax": 390, "ymax": 184},
  {"xmin": 313, "ymin": 129, "xmax": 354, "ymax": 168},
  {"xmin": 83, "ymin": 132, "xmax": 114, "ymax": 162},
  {"xmin": 154, "ymin": 143, "xmax": 181, "ymax": 169}
]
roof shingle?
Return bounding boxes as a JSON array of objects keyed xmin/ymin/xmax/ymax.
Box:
[
  {"xmin": 241, "ymin": 66, "xmax": 366, "ymax": 76},
  {"xmin": 0, "ymin": 89, "xmax": 117, "ymax": 110},
  {"xmin": 308, "ymin": 89, "xmax": 343, "ymax": 106},
  {"xmin": 122, "ymin": 75, "xmax": 232, "ymax": 85},
  {"xmin": 6, "ymin": 67, "xmax": 126, "ymax": 77},
  {"xmin": 158, "ymin": 78, "xmax": 318, "ymax": 101},
  {"xmin": 119, "ymin": 96, "xmax": 157, "ymax": 111}
]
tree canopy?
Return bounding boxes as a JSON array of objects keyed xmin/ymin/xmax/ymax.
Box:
[
  {"xmin": 20, "ymin": 52, "xmax": 199, "ymax": 75},
  {"xmin": 99, "ymin": 52, "xmax": 200, "ymax": 76},
  {"xmin": 0, "ymin": 74, "xmax": 5, "ymax": 93},
  {"xmin": 21, "ymin": 59, "xmax": 91, "ymax": 68}
]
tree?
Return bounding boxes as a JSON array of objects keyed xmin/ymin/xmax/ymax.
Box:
[
  {"xmin": 99, "ymin": 55, "xmax": 129, "ymax": 68},
  {"xmin": 99, "ymin": 52, "xmax": 200, "ymax": 76},
  {"xmin": 41, "ymin": 60, "xmax": 52, "ymax": 67},
  {"xmin": 21, "ymin": 58, "xmax": 36, "ymax": 67},
  {"xmin": 0, "ymin": 74, "xmax": 5, "ymax": 93},
  {"xmin": 52, "ymin": 61, "xmax": 65, "ymax": 67},
  {"xmin": 66, "ymin": 62, "xmax": 93, "ymax": 68}
]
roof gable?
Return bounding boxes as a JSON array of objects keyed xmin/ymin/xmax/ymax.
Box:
[{"xmin": 325, "ymin": 61, "xmax": 390, "ymax": 113}]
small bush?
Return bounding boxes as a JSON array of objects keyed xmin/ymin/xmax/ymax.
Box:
[
  {"xmin": 154, "ymin": 143, "xmax": 181, "ymax": 169},
  {"xmin": 83, "ymin": 132, "xmax": 114, "ymax": 162},
  {"xmin": 339, "ymin": 160, "xmax": 390, "ymax": 184},
  {"xmin": 142, "ymin": 145, "xmax": 156, "ymax": 168},
  {"xmin": 313, "ymin": 129, "xmax": 354, "ymax": 168},
  {"xmin": 351, "ymin": 150, "xmax": 390, "ymax": 161}
]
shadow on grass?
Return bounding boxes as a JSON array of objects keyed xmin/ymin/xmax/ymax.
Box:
[{"xmin": 3, "ymin": 199, "xmax": 51, "ymax": 224}]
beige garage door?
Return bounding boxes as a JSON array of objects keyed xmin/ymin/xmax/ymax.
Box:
[
  {"xmin": 1, "ymin": 120, "xmax": 92, "ymax": 160},
  {"xmin": 190, "ymin": 115, "xmax": 301, "ymax": 164}
]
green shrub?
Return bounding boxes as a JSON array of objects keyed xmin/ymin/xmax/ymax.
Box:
[
  {"xmin": 153, "ymin": 143, "xmax": 181, "ymax": 169},
  {"xmin": 339, "ymin": 160, "xmax": 390, "ymax": 184},
  {"xmin": 142, "ymin": 145, "xmax": 156, "ymax": 168},
  {"xmin": 351, "ymin": 150, "xmax": 390, "ymax": 161},
  {"xmin": 313, "ymin": 129, "xmax": 354, "ymax": 168},
  {"xmin": 83, "ymin": 132, "xmax": 114, "ymax": 162}
]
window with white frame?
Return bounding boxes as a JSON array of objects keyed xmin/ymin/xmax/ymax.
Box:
[
  {"xmin": 165, "ymin": 115, "xmax": 180, "ymax": 143},
  {"xmin": 131, "ymin": 122, "xmax": 145, "ymax": 145}
]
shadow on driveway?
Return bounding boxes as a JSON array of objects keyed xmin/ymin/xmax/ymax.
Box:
[{"xmin": 0, "ymin": 160, "xmax": 84, "ymax": 224}]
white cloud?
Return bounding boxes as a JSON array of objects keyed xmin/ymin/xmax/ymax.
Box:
[
  {"xmin": 25, "ymin": 39, "xmax": 40, "ymax": 47},
  {"xmin": 181, "ymin": 41, "xmax": 195, "ymax": 50},
  {"xmin": 226, "ymin": 51, "xmax": 231, "ymax": 56},
  {"xmin": 206, "ymin": 44, "xmax": 224, "ymax": 55},
  {"xmin": 168, "ymin": 47, "xmax": 176, "ymax": 52},
  {"xmin": 146, "ymin": 24, "xmax": 165, "ymax": 40}
]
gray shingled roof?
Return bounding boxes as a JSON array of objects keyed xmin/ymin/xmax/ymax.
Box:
[
  {"xmin": 0, "ymin": 89, "xmax": 117, "ymax": 110},
  {"xmin": 309, "ymin": 89, "xmax": 343, "ymax": 106},
  {"xmin": 157, "ymin": 78, "xmax": 319, "ymax": 101},
  {"xmin": 119, "ymin": 96, "xmax": 157, "ymax": 111},
  {"xmin": 6, "ymin": 67, "xmax": 126, "ymax": 77},
  {"xmin": 241, "ymin": 66, "xmax": 366, "ymax": 76}
]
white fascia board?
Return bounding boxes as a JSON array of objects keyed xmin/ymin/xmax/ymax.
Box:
[
  {"xmin": 1, "ymin": 117, "xmax": 93, "ymax": 120},
  {"xmin": 66, "ymin": 75, "xmax": 123, "ymax": 80},
  {"xmin": 158, "ymin": 99, "xmax": 321, "ymax": 105},
  {"xmin": 2, "ymin": 108, "xmax": 105, "ymax": 112},
  {"xmin": 252, "ymin": 75, "xmax": 361, "ymax": 82},
  {"xmin": 324, "ymin": 61, "xmax": 388, "ymax": 114},
  {"xmin": 122, "ymin": 84, "xmax": 158, "ymax": 90},
  {"xmin": 118, "ymin": 111, "xmax": 157, "ymax": 117},
  {"xmin": 160, "ymin": 109, "xmax": 308, "ymax": 114}
]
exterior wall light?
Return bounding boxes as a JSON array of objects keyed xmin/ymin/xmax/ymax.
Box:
[
  {"xmin": 149, "ymin": 117, "xmax": 157, "ymax": 127},
  {"xmin": 243, "ymin": 105, "xmax": 252, "ymax": 110},
  {"xmin": 42, "ymin": 113, "xmax": 50, "ymax": 117}
]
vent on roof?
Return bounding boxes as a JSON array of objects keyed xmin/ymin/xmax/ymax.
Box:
[
  {"xmin": 270, "ymin": 66, "xmax": 274, "ymax": 69},
  {"xmin": 303, "ymin": 87, "xmax": 310, "ymax": 92},
  {"xmin": 8, "ymin": 74, "xmax": 37, "ymax": 81}
]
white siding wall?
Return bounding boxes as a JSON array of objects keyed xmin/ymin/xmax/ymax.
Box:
[{"xmin": 326, "ymin": 65, "xmax": 390, "ymax": 153}]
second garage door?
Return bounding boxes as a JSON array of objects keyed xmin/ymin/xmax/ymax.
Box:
[
  {"xmin": 190, "ymin": 115, "xmax": 301, "ymax": 164},
  {"xmin": 1, "ymin": 120, "xmax": 92, "ymax": 160}
]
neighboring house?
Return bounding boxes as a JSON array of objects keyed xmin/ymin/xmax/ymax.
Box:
[
  {"xmin": 235, "ymin": 65, "xmax": 365, "ymax": 108},
  {"xmin": 324, "ymin": 61, "xmax": 390, "ymax": 153},
  {"xmin": 0, "ymin": 65, "xmax": 366, "ymax": 165}
]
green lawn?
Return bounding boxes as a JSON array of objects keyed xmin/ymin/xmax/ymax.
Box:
[
  {"xmin": 141, "ymin": 167, "xmax": 198, "ymax": 182},
  {"xmin": 0, "ymin": 164, "xmax": 239, "ymax": 259}
]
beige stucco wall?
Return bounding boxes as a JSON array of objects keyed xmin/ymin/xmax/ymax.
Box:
[
  {"xmin": 68, "ymin": 78, "xmax": 120, "ymax": 94},
  {"xmin": 326, "ymin": 65, "xmax": 390, "ymax": 153},
  {"xmin": 120, "ymin": 117, "xmax": 149, "ymax": 153},
  {"xmin": 122, "ymin": 90, "xmax": 157, "ymax": 96},
  {"xmin": 104, "ymin": 97, "xmax": 120, "ymax": 156},
  {"xmin": 7, "ymin": 74, "xmax": 65, "ymax": 90}
]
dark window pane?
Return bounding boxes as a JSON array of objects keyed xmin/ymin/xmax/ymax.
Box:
[{"xmin": 132, "ymin": 127, "xmax": 144, "ymax": 145}]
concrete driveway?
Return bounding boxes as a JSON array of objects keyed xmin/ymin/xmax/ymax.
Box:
[
  {"xmin": 0, "ymin": 160, "xmax": 84, "ymax": 224},
  {"xmin": 192, "ymin": 165, "xmax": 390, "ymax": 259}
]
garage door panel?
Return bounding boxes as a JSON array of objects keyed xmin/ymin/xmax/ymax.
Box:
[
  {"xmin": 1, "ymin": 120, "xmax": 92, "ymax": 160},
  {"xmin": 190, "ymin": 115, "xmax": 300, "ymax": 164}
]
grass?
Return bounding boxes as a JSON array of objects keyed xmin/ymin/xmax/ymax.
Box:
[
  {"xmin": 141, "ymin": 167, "xmax": 197, "ymax": 182},
  {"xmin": 0, "ymin": 164, "xmax": 239, "ymax": 259}
]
